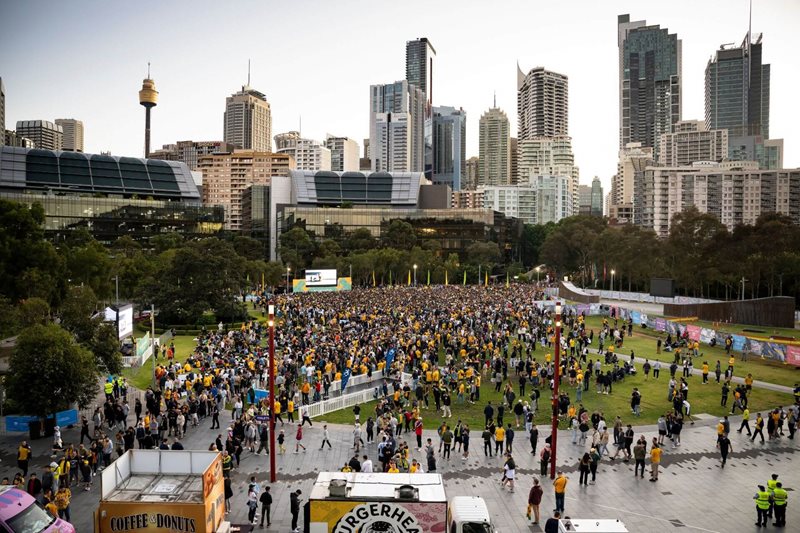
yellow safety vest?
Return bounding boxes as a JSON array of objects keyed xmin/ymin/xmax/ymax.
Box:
[
  {"xmin": 756, "ymin": 491, "xmax": 771, "ymax": 510},
  {"xmin": 773, "ymin": 488, "xmax": 787, "ymax": 506},
  {"xmin": 104, "ymin": 382, "xmax": 113, "ymax": 394},
  {"xmin": 768, "ymin": 479, "xmax": 778, "ymax": 491}
]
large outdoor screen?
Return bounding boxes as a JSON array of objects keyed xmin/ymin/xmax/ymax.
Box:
[
  {"xmin": 305, "ymin": 269, "xmax": 337, "ymax": 287},
  {"xmin": 650, "ymin": 278, "xmax": 675, "ymax": 298}
]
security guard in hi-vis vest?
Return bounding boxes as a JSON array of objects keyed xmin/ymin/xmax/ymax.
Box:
[
  {"xmin": 772, "ymin": 482, "xmax": 788, "ymax": 527},
  {"xmin": 754, "ymin": 484, "xmax": 772, "ymax": 527}
]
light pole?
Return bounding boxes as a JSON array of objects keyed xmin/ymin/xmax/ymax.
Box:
[
  {"xmin": 610, "ymin": 269, "xmax": 616, "ymax": 297},
  {"xmin": 268, "ymin": 304, "xmax": 277, "ymax": 483},
  {"xmin": 413, "ymin": 264, "xmax": 417, "ymax": 286},
  {"xmin": 286, "ymin": 267, "xmax": 291, "ymax": 293},
  {"xmin": 150, "ymin": 304, "xmax": 156, "ymax": 390},
  {"xmin": 740, "ymin": 277, "xmax": 746, "ymax": 301},
  {"xmin": 550, "ymin": 302, "xmax": 562, "ymax": 479},
  {"xmin": 535, "ymin": 266, "xmax": 540, "ymax": 284},
  {"xmin": 113, "ymin": 275, "xmax": 119, "ymax": 306}
]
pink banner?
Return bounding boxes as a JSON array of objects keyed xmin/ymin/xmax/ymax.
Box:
[
  {"xmin": 786, "ymin": 346, "xmax": 800, "ymax": 367},
  {"xmin": 686, "ymin": 324, "xmax": 701, "ymax": 341}
]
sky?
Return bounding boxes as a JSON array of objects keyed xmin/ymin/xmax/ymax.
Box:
[{"xmin": 1, "ymin": 0, "xmax": 799, "ymax": 193}]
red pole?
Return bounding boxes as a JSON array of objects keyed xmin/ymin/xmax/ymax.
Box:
[
  {"xmin": 268, "ymin": 304, "xmax": 277, "ymax": 483},
  {"xmin": 549, "ymin": 302, "xmax": 562, "ymax": 479}
]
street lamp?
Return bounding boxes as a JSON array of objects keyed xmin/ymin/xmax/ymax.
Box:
[
  {"xmin": 535, "ymin": 266, "xmax": 540, "ymax": 284},
  {"xmin": 286, "ymin": 267, "xmax": 291, "ymax": 293},
  {"xmin": 413, "ymin": 264, "xmax": 418, "ymax": 286},
  {"xmin": 550, "ymin": 302, "xmax": 562, "ymax": 479},
  {"xmin": 610, "ymin": 269, "xmax": 616, "ymax": 296},
  {"xmin": 268, "ymin": 304, "xmax": 277, "ymax": 483}
]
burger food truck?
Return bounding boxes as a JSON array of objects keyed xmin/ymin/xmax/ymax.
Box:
[
  {"xmin": 94, "ymin": 449, "xmax": 230, "ymax": 533},
  {"xmin": 308, "ymin": 472, "xmax": 495, "ymax": 533}
]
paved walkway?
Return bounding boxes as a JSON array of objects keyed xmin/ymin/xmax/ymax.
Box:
[{"xmin": 3, "ymin": 403, "xmax": 796, "ymax": 532}]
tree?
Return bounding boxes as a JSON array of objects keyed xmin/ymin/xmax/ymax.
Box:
[
  {"xmin": 345, "ymin": 228, "xmax": 377, "ymax": 252},
  {"xmin": 0, "ymin": 200, "xmax": 65, "ymax": 305},
  {"xmin": 7, "ymin": 324, "xmax": 98, "ymax": 416},
  {"xmin": 17, "ymin": 298, "xmax": 50, "ymax": 327},
  {"xmin": 60, "ymin": 286, "xmax": 99, "ymax": 343},
  {"xmin": 520, "ymin": 223, "xmax": 553, "ymax": 268},
  {"xmin": 465, "ymin": 242, "xmax": 501, "ymax": 269},
  {"xmin": 65, "ymin": 238, "xmax": 114, "ymax": 300},
  {"xmin": 383, "ymin": 220, "xmax": 417, "ymax": 249},
  {"xmin": 231, "ymin": 235, "xmax": 267, "ymax": 261},
  {"xmin": 279, "ymin": 226, "xmax": 317, "ymax": 270}
]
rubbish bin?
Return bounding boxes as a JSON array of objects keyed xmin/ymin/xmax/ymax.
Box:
[
  {"xmin": 43, "ymin": 417, "xmax": 56, "ymax": 438},
  {"xmin": 28, "ymin": 420, "xmax": 41, "ymax": 440}
]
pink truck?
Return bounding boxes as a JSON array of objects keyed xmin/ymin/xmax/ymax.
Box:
[{"xmin": 0, "ymin": 486, "xmax": 76, "ymax": 533}]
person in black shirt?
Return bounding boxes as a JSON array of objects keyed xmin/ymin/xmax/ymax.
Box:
[
  {"xmin": 290, "ymin": 490, "xmax": 302, "ymax": 532},
  {"xmin": 544, "ymin": 511, "xmax": 561, "ymax": 533},
  {"xmin": 259, "ymin": 486, "xmax": 272, "ymax": 527}
]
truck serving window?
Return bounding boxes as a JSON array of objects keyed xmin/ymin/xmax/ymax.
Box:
[{"xmin": 5, "ymin": 503, "xmax": 56, "ymax": 533}]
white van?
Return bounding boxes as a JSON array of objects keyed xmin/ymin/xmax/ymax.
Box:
[
  {"xmin": 447, "ymin": 496, "xmax": 496, "ymax": 533},
  {"xmin": 559, "ymin": 518, "xmax": 629, "ymax": 532}
]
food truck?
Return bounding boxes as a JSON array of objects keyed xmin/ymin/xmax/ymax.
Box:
[
  {"xmin": 94, "ymin": 449, "xmax": 230, "ymax": 533},
  {"xmin": 308, "ymin": 472, "xmax": 495, "ymax": 533},
  {"xmin": 558, "ymin": 518, "xmax": 629, "ymax": 532}
]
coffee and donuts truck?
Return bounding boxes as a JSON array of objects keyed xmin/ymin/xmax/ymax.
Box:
[
  {"xmin": 308, "ymin": 472, "xmax": 496, "ymax": 533},
  {"xmin": 94, "ymin": 449, "xmax": 230, "ymax": 533}
]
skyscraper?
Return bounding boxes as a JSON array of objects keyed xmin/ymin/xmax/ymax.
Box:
[
  {"xmin": 618, "ymin": 14, "xmax": 682, "ymax": 158},
  {"xmin": 324, "ymin": 135, "xmax": 360, "ymax": 172},
  {"xmin": 465, "ymin": 156, "xmax": 480, "ymax": 190},
  {"xmin": 224, "ymin": 85, "xmax": 272, "ymax": 152},
  {"xmin": 15, "ymin": 120, "xmax": 63, "ymax": 150},
  {"xmin": 274, "ymin": 131, "xmax": 331, "ymax": 172},
  {"xmin": 590, "ymin": 176, "xmax": 604, "ymax": 217},
  {"xmin": 149, "ymin": 140, "xmax": 235, "ymax": 171},
  {"xmin": 406, "ymin": 37, "xmax": 436, "ymax": 179},
  {"xmin": 369, "ymin": 81, "xmax": 424, "ymax": 172},
  {"xmin": 517, "ymin": 136, "xmax": 580, "ymax": 215},
  {"xmin": 658, "ymin": 120, "xmax": 728, "ymax": 166},
  {"xmin": 517, "ymin": 66, "xmax": 569, "ymax": 140},
  {"xmin": 705, "ymin": 31, "xmax": 769, "ymax": 138},
  {"xmin": 432, "ymin": 106, "xmax": 466, "ymax": 191},
  {"xmin": 478, "ymin": 106, "xmax": 510, "ymax": 187},
  {"xmin": 55, "ymin": 119, "xmax": 84, "ymax": 152},
  {"xmin": 0, "ymin": 77, "xmax": 5, "ymax": 147}
]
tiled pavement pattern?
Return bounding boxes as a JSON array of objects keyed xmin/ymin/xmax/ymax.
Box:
[{"xmin": 2, "ymin": 408, "xmax": 797, "ymax": 532}]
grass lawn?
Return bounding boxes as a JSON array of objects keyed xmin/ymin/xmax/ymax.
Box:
[
  {"xmin": 314, "ymin": 366, "xmax": 794, "ymax": 430},
  {"xmin": 122, "ymin": 334, "xmax": 199, "ymax": 390},
  {"xmin": 581, "ymin": 317, "xmax": 800, "ymax": 388}
]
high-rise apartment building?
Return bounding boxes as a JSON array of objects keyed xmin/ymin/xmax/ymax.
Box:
[
  {"xmin": 517, "ymin": 66, "xmax": 569, "ymax": 140},
  {"xmin": 324, "ymin": 135, "xmax": 360, "ymax": 172},
  {"xmin": 510, "ymin": 138, "xmax": 519, "ymax": 185},
  {"xmin": 369, "ymin": 81, "xmax": 424, "ymax": 172},
  {"xmin": 15, "ymin": 120, "xmax": 63, "ymax": 150},
  {"xmin": 729, "ymin": 136, "xmax": 783, "ymax": 170},
  {"xmin": 658, "ymin": 120, "xmax": 728, "ymax": 167},
  {"xmin": 705, "ymin": 32, "xmax": 769, "ymax": 139},
  {"xmin": 635, "ymin": 162, "xmax": 800, "ymax": 236},
  {"xmin": 432, "ymin": 106, "xmax": 466, "ymax": 191},
  {"xmin": 0, "ymin": 78, "xmax": 5, "ymax": 147},
  {"xmin": 517, "ymin": 136, "xmax": 579, "ymax": 214},
  {"xmin": 618, "ymin": 14, "xmax": 682, "ymax": 158},
  {"xmin": 406, "ymin": 38, "xmax": 436, "ymax": 179},
  {"xmin": 451, "ymin": 189, "xmax": 484, "ymax": 209},
  {"xmin": 54, "ymin": 119, "xmax": 84, "ymax": 152},
  {"xmin": 611, "ymin": 142, "xmax": 654, "ymax": 224},
  {"xmin": 478, "ymin": 106, "xmax": 510, "ymax": 187},
  {"xmin": 149, "ymin": 140, "xmax": 235, "ymax": 171},
  {"xmin": 274, "ymin": 131, "xmax": 331, "ymax": 172},
  {"xmin": 465, "ymin": 156, "xmax": 479, "ymax": 190},
  {"xmin": 579, "ymin": 185, "xmax": 593, "ymax": 215},
  {"xmin": 198, "ymin": 150, "xmax": 294, "ymax": 230},
  {"xmin": 224, "ymin": 85, "xmax": 272, "ymax": 152},
  {"xmin": 482, "ymin": 175, "xmax": 572, "ymax": 225},
  {"xmin": 590, "ymin": 176, "xmax": 604, "ymax": 217}
]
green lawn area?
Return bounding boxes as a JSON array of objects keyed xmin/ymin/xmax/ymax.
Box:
[
  {"xmin": 316, "ymin": 368, "xmax": 794, "ymax": 430},
  {"xmin": 122, "ymin": 334, "xmax": 199, "ymax": 390},
  {"xmin": 581, "ymin": 317, "xmax": 800, "ymax": 388}
]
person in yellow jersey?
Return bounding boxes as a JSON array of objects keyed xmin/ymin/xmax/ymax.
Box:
[
  {"xmin": 649, "ymin": 443, "xmax": 662, "ymax": 482},
  {"xmin": 494, "ymin": 424, "xmax": 506, "ymax": 455}
]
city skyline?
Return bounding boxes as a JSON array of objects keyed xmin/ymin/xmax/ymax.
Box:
[{"xmin": 1, "ymin": 0, "xmax": 798, "ymax": 193}]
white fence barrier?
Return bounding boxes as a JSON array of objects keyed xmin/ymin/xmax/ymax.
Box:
[{"xmin": 305, "ymin": 371, "xmax": 414, "ymax": 419}]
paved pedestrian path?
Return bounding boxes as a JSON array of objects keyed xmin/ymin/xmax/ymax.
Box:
[{"xmin": 3, "ymin": 404, "xmax": 794, "ymax": 532}]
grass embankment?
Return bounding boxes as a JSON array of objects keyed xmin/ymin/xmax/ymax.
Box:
[
  {"xmin": 122, "ymin": 335, "xmax": 198, "ymax": 390},
  {"xmin": 580, "ymin": 317, "xmax": 799, "ymax": 388}
]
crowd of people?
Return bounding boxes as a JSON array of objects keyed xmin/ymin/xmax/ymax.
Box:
[{"xmin": 6, "ymin": 284, "xmax": 795, "ymax": 530}]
